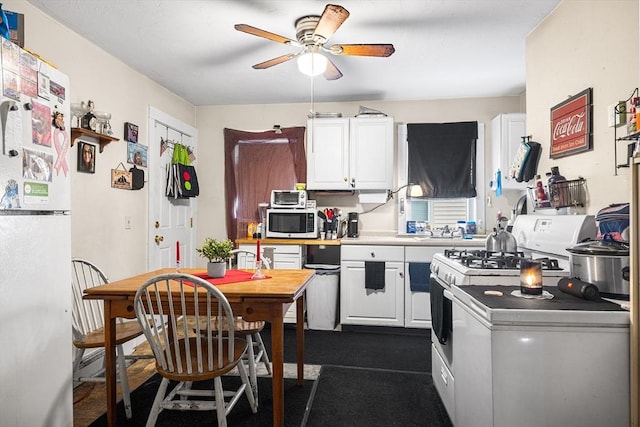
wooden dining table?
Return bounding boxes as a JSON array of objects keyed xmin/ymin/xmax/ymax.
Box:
[{"xmin": 83, "ymin": 267, "xmax": 315, "ymax": 427}]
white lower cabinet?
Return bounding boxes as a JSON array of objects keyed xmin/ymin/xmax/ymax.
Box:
[
  {"xmin": 238, "ymin": 243, "xmax": 303, "ymax": 323},
  {"xmin": 404, "ymin": 246, "xmax": 443, "ymax": 328},
  {"xmin": 340, "ymin": 245, "xmax": 405, "ymax": 327}
]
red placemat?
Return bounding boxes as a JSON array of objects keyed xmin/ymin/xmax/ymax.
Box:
[{"xmin": 186, "ymin": 270, "xmax": 270, "ymax": 286}]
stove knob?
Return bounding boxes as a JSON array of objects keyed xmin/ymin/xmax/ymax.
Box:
[{"xmin": 450, "ymin": 276, "xmax": 456, "ymax": 286}]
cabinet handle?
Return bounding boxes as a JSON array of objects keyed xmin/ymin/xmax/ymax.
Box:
[
  {"xmin": 399, "ymin": 272, "xmax": 404, "ymax": 278},
  {"xmin": 370, "ymin": 252, "xmax": 375, "ymax": 258},
  {"xmin": 350, "ymin": 178, "xmax": 356, "ymax": 188}
]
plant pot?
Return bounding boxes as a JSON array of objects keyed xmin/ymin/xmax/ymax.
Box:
[{"xmin": 207, "ymin": 261, "xmax": 226, "ymax": 278}]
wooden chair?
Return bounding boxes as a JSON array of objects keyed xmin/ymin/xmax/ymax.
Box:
[
  {"xmin": 134, "ymin": 273, "xmax": 257, "ymax": 426},
  {"xmin": 228, "ymin": 250, "xmax": 272, "ymax": 395},
  {"xmin": 71, "ymin": 258, "xmax": 146, "ymax": 419}
]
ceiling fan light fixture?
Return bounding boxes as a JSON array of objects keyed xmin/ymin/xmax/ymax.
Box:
[{"xmin": 297, "ymin": 51, "xmax": 328, "ymax": 77}]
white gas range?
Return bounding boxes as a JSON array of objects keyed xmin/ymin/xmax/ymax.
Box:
[{"xmin": 429, "ymin": 215, "xmax": 630, "ymax": 427}]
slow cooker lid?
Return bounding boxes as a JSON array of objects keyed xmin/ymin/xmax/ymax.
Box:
[{"xmin": 568, "ymin": 239, "xmax": 629, "ymax": 256}]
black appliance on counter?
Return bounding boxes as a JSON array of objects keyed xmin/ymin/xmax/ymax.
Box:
[{"xmin": 347, "ymin": 212, "xmax": 359, "ymax": 237}]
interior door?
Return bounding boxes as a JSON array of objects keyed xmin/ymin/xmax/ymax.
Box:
[{"xmin": 147, "ymin": 107, "xmax": 198, "ymax": 270}]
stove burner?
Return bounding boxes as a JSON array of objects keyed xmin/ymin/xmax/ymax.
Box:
[{"xmin": 443, "ymin": 249, "xmax": 562, "ymax": 270}]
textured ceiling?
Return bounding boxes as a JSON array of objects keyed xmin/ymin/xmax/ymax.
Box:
[{"xmin": 26, "ymin": 0, "xmax": 561, "ymax": 106}]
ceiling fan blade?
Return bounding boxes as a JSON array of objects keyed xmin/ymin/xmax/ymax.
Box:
[
  {"xmin": 323, "ymin": 58, "xmax": 343, "ymax": 80},
  {"xmin": 235, "ymin": 24, "xmax": 297, "ymax": 45},
  {"xmin": 252, "ymin": 53, "xmax": 297, "ymax": 69},
  {"xmin": 329, "ymin": 44, "xmax": 396, "ymax": 57},
  {"xmin": 312, "ymin": 4, "xmax": 350, "ymax": 43}
]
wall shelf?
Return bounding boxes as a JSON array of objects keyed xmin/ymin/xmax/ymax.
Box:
[
  {"xmin": 70, "ymin": 127, "xmax": 119, "ymax": 153},
  {"xmin": 613, "ymin": 89, "xmax": 639, "ymax": 174},
  {"xmin": 527, "ymin": 178, "xmax": 587, "ymax": 211}
]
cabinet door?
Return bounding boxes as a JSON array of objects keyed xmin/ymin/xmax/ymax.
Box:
[
  {"xmin": 349, "ymin": 117, "xmax": 394, "ymax": 190},
  {"xmin": 491, "ymin": 113, "xmax": 527, "ymax": 190},
  {"xmin": 404, "ymin": 246, "xmax": 444, "ymax": 329},
  {"xmin": 340, "ymin": 259, "xmax": 404, "ymax": 327},
  {"xmin": 306, "ymin": 118, "xmax": 350, "ymax": 190}
]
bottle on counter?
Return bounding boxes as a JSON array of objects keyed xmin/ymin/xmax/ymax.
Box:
[
  {"xmin": 534, "ymin": 174, "xmax": 550, "ymax": 207},
  {"xmin": 548, "ymin": 166, "xmax": 566, "ymax": 184}
]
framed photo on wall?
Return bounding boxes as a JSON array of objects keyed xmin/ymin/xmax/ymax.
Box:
[
  {"xmin": 550, "ymin": 88, "xmax": 593, "ymax": 159},
  {"xmin": 125, "ymin": 122, "xmax": 138, "ymax": 143},
  {"xmin": 77, "ymin": 141, "xmax": 96, "ymax": 174},
  {"xmin": 127, "ymin": 141, "xmax": 147, "ymax": 167}
]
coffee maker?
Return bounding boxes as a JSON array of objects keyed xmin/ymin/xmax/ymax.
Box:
[{"xmin": 347, "ymin": 212, "xmax": 359, "ymax": 237}]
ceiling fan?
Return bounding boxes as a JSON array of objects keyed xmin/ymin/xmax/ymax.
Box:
[{"xmin": 234, "ymin": 4, "xmax": 395, "ymax": 80}]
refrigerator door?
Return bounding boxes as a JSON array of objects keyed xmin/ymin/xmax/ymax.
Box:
[
  {"xmin": 0, "ymin": 214, "xmax": 72, "ymax": 426},
  {"xmin": 0, "ymin": 41, "xmax": 71, "ymax": 213}
]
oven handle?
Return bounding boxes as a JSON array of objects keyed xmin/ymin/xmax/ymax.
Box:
[{"xmin": 443, "ymin": 289, "xmax": 453, "ymax": 301}]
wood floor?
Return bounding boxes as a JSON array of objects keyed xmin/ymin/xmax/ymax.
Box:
[{"xmin": 73, "ymin": 346, "xmax": 156, "ymax": 427}]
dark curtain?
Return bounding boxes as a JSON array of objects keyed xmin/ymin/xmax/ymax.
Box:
[
  {"xmin": 407, "ymin": 122, "xmax": 478, "ymax": 198},
  {"xmin": 224, "ymin": 127, "xmax": 306, "ymax": 241}
]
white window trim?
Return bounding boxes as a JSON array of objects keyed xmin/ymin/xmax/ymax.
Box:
[{"xmin": 396, "ymin": 123, "xmax": 485, "ymax": 235}]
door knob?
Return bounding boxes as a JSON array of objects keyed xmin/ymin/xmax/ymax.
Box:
[{"xmin": 154, "ymin": 235, "xmax": 164, "ymax": 244}]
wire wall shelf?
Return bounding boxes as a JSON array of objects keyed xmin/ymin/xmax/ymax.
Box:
[{"xmin": 528, "ymin": 178, "xmax": 587, "ymax": 210}]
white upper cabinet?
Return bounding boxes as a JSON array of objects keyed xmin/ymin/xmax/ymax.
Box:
[
  {"xmin": 306, "ymin": 117, "xmax": 394, "ymax": 190},
  {"xmin": 491, "ymin": 113, "xmax": 527, "ymax": 190}
]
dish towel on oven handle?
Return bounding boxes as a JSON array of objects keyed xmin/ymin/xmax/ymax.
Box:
[
  {"xmin": 166, "ymin": 143, "xmax": 199, "ymax": 199},
  {"xmin": 408, "ymin": 262, "xmax": 431, "ymax": 292},
  {"xmin": 364, "ymin": 261, "xmax": 385, "ymax": 290},
  {"xmin": 430, "ymin": 278, "xmax": 451, "ymax": 345}
]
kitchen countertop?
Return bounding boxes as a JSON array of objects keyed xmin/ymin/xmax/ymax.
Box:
[
  {"xmin": 236, "ymin": 235, "xmax": 486, "ymax": 247},
  {"xmin": 340, "ymin": 235, "xmax": 486, "ymax": 246},
  {"xmin": 235, "ymin": 238, "xmax": 340, "ymax": 246}
]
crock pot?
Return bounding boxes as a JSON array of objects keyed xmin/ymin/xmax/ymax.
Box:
[{"xmin": 567, "ymin": 239, "xmax": 630, "ymax": 299}]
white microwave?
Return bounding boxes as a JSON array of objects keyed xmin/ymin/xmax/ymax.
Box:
[
  {"xmin": 266, "ymin": 208, "xmax": 318, "ymax": 239},
  {"xmin": 270, "ymin": 190, "xmax": 307, "ymax": 209}
]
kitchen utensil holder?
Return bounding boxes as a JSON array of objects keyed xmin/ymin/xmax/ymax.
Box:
[{"xmin": 527, "ymin": 178, "xmax": 586, "ymax": 210}]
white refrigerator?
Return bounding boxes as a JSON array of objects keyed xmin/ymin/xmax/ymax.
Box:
[{"xmin": 0, "ymin": 38, "xmax": 72, "ymax": 426}]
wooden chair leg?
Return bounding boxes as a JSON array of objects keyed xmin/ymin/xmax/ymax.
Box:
[
  {"xmin": 254, "ymin": 332, "xmax": 272, "ymax": 375},
  {"xmin": 146, "ymin": 377, "xmax": 169, "ymax": 427},
  {"xmin": 116, "ymin": 344, "xmax": 133, "ymax": 419},
  {"xmin": 245, "ymin": 334, "xmax": 259, "ymax": 404},
  {"xmin": 237, "ymin": 359, "xmax": 258, "ymax": 413},
  {"xmin": 213, "ymin": 377, "xmax": 227, "ymax": 426}
]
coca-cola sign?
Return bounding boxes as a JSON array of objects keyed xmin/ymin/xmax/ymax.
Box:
[{"xmin": 550, "ymin": 88, "xmax": 592, "ymax": 159}]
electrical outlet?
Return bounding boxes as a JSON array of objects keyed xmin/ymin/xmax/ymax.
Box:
[{"xmin": 125, "ymin": 216, "xmax": 132, "ymax": 229}]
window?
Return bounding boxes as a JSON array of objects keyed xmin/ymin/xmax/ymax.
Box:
[
  {"xmin": 396, "ymin": 123, "xmax": 485, "ymax": 234},
  {"xmin": 223, "ymin": 127, "xmax": 306, "ymax": 240}
]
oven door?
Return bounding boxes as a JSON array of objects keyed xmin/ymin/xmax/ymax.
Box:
[
  {"xmin": 430, "ymin": 275, "xmax": 455, "ymax": 422},
  {"xmin": 430, "ymin": 275, "xmax": 453, "ymax": 367}
]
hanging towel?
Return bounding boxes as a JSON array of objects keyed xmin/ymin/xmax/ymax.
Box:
[
  {"xmin": 364, "ymin": 261, "xmax": 385, "ymax": 290},
  {"xmin": 430, "ymin": 278, "xmax": 451, "ymax": 345},
  {"xmin": 409, "ymin": 262, "xmax": 431, "ymax": 292}
]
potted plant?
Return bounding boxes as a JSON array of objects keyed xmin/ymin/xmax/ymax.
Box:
[{"xmin": 196, "ymin": 237, "xmax": 234, "ymax": 278}]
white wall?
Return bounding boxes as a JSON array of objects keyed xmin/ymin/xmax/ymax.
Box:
[
  {"xmin": 5, "ymin": 0, "xmax": 196, "ymax": 279},
  {"xmin": 195, "ymin": 97, "xmax": 522, "ymax": 246},
  {"xmin": 8, "ymin": 0, "xmax": 637, "ymax": 274},
  {"xmin": 526, "ymin": 0, "xmax": 639, "ymax": 214}
]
